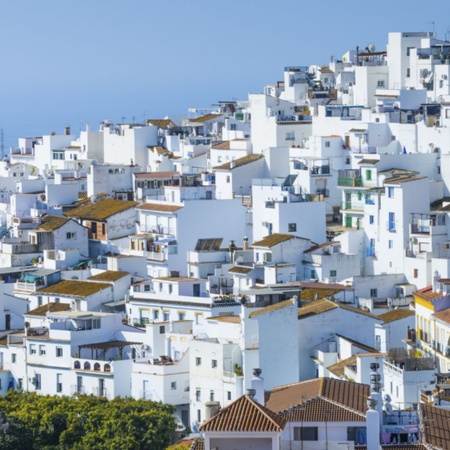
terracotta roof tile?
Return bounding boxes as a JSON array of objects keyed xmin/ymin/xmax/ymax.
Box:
[
  {"xmin": 87, "ymin": 271, "xmax": 129, "ymax": 282},
  {"xmin": 421, "ymin": 404, "xmax": 450, "ymax": 449},
  {"xmin": 207, "ymin": 316, "xmax": 241, "ymax": 323},
  {"xmin": 384, "ymin": 176, "xmax": 426, "ymax": 185},
  {"xmin": 298, "ymin": 299, "xmax": 379, "ymax": 320},
  {"xmin": 414, "ymin": 286, "xmax": 444, "ymax": 302},
  {"xmin": 64, "ymin": 199, "xmax": 137, "ymax": 221},
  {"xmin": 136, "ymin": 203, "xmax": 183, "ymax": 213},
  {"xmin": 228, "ymin": 266, "xmax": 253, "ymax": 274},
  {"xmin": 26, "ymin": 302, "xmax": 71, "ymax": 317},
  {"xmin": 36, "ymin": 215, "xmax": 71, "ymax": 231},
  {"xmin": 146, "ymin": 119, "xmax": 176, "ymax": 128},
  {"xmin": 378, "ymin": 309, "xmax": 415, "ymax": 324},
  {"xmin": 211, "ymin": 141, "xmax": 231, "ymax": 150},
  {"xmin": 253, "ymin": 234, "xmax": 294, "ymax": 248},
  {"xmin": 214, "ymin": 153, "xmax": 264, "ymax": 171},
  {"xmin": 38, "ymin": 280, "xmax": 111, "ymax": 298},
  {"xmin": 327, "ymin": 355, "xmax": 357, "ymax": 378},
  {"xmin": 199, "ymin": 395, "xmax": 286, "ymax": 432},
  {"xmin": 432, "ymin": 308, "xmax": 450, "ymax": 325},
  {"xmin": 248, "ymin": 299, "xmax": 295, "ymax": 318},
  {"xmin": 189, "ymin": 438, "xmax": 204, "ymax": 450},
  {"xmin": 189, "ymin": 113, "xmax": 223, "ymax": 123}
]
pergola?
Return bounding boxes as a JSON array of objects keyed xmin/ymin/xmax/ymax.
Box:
[{"xmin": 78, "ymin": 340, "xmax": 142, "ymax": 360}]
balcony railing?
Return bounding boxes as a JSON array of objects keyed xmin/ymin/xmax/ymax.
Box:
[
  {"xmin": 337, "ymin": 177, "xmax": 363, "ymax": 187},
  {"xmin": 92, "ymin": 387, "xmax": 108, "ymax": 398},
  {"xmin": 71, "ymin": 385, "xmax": 86, "ymax": 395}
]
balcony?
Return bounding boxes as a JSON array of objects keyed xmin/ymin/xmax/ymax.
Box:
[
  {"xmin": 92, "ymin": 387, "xmax": 109, "ymax": 398},
  {"xmin": 71, "ymin": 385, "xmax": 86, "ymax": 395},
  {"xmin": 387, "ymin": 221, "xmax": 396, "ymax": 232},
  {"xmin": 310, "ymin": 165, "xmax": 330, "ymax": 176},
  {"xmin": 341, "ymin": 201, "xmax": 364, "ymax": 211},
  {"xmin": 338, "ymin": 177, "xmax": 363, "ymax": 187}
]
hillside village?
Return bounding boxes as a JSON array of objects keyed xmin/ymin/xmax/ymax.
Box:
[{"xmin": 1, "ymin": 31, "xmax": 450, "ymax": 449}]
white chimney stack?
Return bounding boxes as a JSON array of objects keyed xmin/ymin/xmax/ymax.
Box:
[{"xmin": 251, "ymin": 368, "xmax": 264, "ymax": 404}]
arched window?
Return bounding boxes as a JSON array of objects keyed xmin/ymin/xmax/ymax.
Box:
[
  {"xmin": 104, "ymin": 364, "xmax": 111, "ymax": 372},
  {"xmin": 84, "ymin": 362, "xmax": 91, "ymax": 370},
  {"xmin": 74, "ymin": 361, "xmax": 81, "ymax": 369},
  {"xmin": 94, "ymin": 363, "xmax": 101, "ymax": 371}
]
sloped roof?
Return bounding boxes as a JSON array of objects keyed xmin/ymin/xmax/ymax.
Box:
[
  {"xmin": 414, "ymin": 286, "xmax": 444, "ymax": 302},
  {"xmin": 214, "ymin": 153, "xmax": 264, "ymax": 171},
  {"xmin": 378, "ymin": 309, "xmax": 415, "ymax": 324},
  {"xmin": 298, "ymin": 299, "xmax": 379, "ymax": 320},
  {"xmin": 199, "ymin": 394, "xmax": 286, "ymax": 432},
  {"xmin": 25, "ymin": 302, "xmax": 71, "ymax": 317},
  {"xmin": 335, "ymin": 334, "xmax": 379, "ymax": 353},
  {"xmin": 64, "ymin": 199, "xmax": 138, "ymax": 221},
  {"xmin": 266, "ymin": 378, "xmax": 370, "ymax": 418},
  {"xmin": 432, "ymin": 308, "xmax": 450, "ymax": 325},
  {"xmin": 146, "ymin": 119, "xmax": 176, "ymax": 128},
  {"xmin": 327, "ymin": 355, "xmax": 357, "ymax": 378},
  {"xmin": 189, "ymin": 113, "xmax": 223, "ymax": 123},
  {"xmin": 38, "ymin": 280, "xmax": 111, "ymax": 298},
  {"xmin": 36, "ymin": 215, "xmax": 71, "ymax": 231},
  {"xmin": 87, "ymin": 271, "xmax": 129, "ymax": 282},
  {"xmin": 421, "ymin": 404, "xmax": 450, "ymax": 449},
  {"xmin": 384, "ymin": 176, "xmax": 426, "ymax": 185},
  {"xmin": 148, "ymin": 146, "xmax": 171, "ymax": 155},
  {"xmin": 253, "ymin": 234, "xmax": 294, "ymax": 248},
  {"xmin": 248, "ymin": 299, "xmax": 295, "ymax": 318},
  {"xmin": 136, "ymin": 203, "xmax": 183, "ymax": 213},
  {"xmin": 211, "ymin": 141, "xmax": 231, "ymax": 150},
  {"xmin": 228, "ymin": 266, "xmax": 253, "ymax": 274}
]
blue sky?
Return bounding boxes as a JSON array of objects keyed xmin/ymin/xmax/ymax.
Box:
[{"xmin": 1, "ymin": 0, "xmax": 450, "ymax": 146}]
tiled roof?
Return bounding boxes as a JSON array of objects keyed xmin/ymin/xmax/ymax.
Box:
[
  {"xmin": 199, "ymin": 395, "xmax": 286, "ymax": 432},
  {"xmin": 228, "ymin": 266, "xmax": 253, "ymax": 274},
  {"xmin": 266, "ymin": 378, "xmax": 370, "ymax": 417},
  {"xmin": 26, "ymin": 302, "xmax": 71, "ymax": 317},
  {"xmin": 327, "ymin": 355, "xmax": 357, "ymax": 378},
  {"xmin": 358, "ymin": 159, "xmax": 379, "ymax": 165},
  {"xmin": 214, "ymin": 153, "xmax": 264, "ymax": 171},
  {"xmin": 207, "ymin": 316, "xmax": 241, "ymax": 323},
  {"xmin": 298, "ymin": 299, "xmax": 379, "ymax": 320},
  {"xmin": 87, "ymin": 271, "xmax": 129, "ymax": 282},
  {"xmin": 146, "ymin": 119, "xmax": 176, "ymax": 128},
  {"xmin": 421, "ymin": 404, "xmax": 450, "ymax": 449},
  {"xmin": 38, "ymin": 280, "xmax": 111, "ymax": 297},
  {"xmin": 64, "ymin": 199, "xmax": 138, "ymax": 221},
  {"xmin": 432, "ymin": 308, "xmax": 450, "ymax": 325},
  {"xmin": 414, "ymin": 286, "xmax": 444, "ymax": 302},
  {"xmin": 189, "ymin": 113, "xmax": 223, "ymax": 123},
  {"xmin": 36, "ymin": 215, "xmax": 71, "ymax": 231},
  {"xmin": 378, "ymin": 168, "xmax": 418, "ymax": 176},
  {"xmin": 281, "ymin": 397, "xmax": 365, "ymax": 422},
  {"xmin": 384, "ymin": 176, "xmax": 426, "ymax": 185},
  {"xmin": 211, "ymin": 141, "xmax": 231, "ymax": 150},
  {"xmin": 148, "ymin": 146, "xmax": 171, "ymax": 155},
  {"xmin": 189, "ymin": 438, "xmax": 204, "ymax": 450},
  {"xmin": 304, "ymin": 241, "xmax": 333, "ymax": 254},
  {"xmin": 253, "ymin": 234, "xmax": 294, "ymax": 248},
  {"xmin": 248, "ymin": 299, "xmax": 295, "ymax": 318},
  {"xmin": 134, "ymin": 171, "xmax": 178, "ymax": 179},
  {"xmin": 378, "ymin": 309, "xmax": 415, "ymax": 324},
  {"xmin": 136, "ymin": 203, "xmax": 183, "ymax": 213}
]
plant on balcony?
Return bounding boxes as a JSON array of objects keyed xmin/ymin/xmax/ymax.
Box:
[{"xmin": 234, "ymin": 363, "xmax": 243, "ymax": 376}]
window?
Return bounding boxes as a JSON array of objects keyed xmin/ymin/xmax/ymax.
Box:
[
  {"xmin": 211, "ymin": 359, "xmax": 217, "ymax": 368},
  {"xmin": 330, "ymin": 270, "xmax": 337, "ymax": 277},
  {"xmin": 159, "ymin": 325, "xmax": 165, "ymax": 334},
  {"xmin": 92, "ymin": 319, "xmax": 101, "ymax": 329},
  {"xmin": 366, "ymin": 169, "xmax": 372, "ymax": 180},
  {"xmin": 347, "ymin": 427, "xmax": 366, "ymax": 441},
  {"xmin": 159, "ymin": 283, "xmax": 163, "ymax": 292},
  {"xmin": 171, "ymin": 382, "xmax": 177, "ymax": 390},
  {"xmin": 226, "ymin": 176, "xmax": 230, "ymax": 183},
  {"xmin": 11, "ymin": 354, "xmax": 16, "ymax": 363},
  {"xmin": 325, "ymin": 141, "xmax": 330, "ymax": 148},
  {"xmin": 369, "ymin": 215, "xmax": 374, "ymax": 224},
  {"xmin": 210, "ymin": 390, "xmax": 214, "ymax": 401},
  {"xmin": 388, "ymin": 212, "xmax": 395, "ymax": 231},
  {"xmin": 35, "ymin": 373, "xmax": 41, "ymax": 390},
  {"xmin": 169, "ymin": 284, "xmax": 173, "ymax": 294},
  {"xmin": 144, "ymin": 284, "xmax": 150, "ymax": 292},
  {"xmin": 178, "ymin": 312, "xmax": 185, "ymax": 321},
  {"xmin": 286, "ymin": 132, "xmax": 295, "ymax": 141},
  {"xmin": 288, "ymin": 223, "xmax": 297, "ymax": 232},
  {"xmin": 197, "ymin": 410, "xmax": 201, "ymax": 423},
  {"xmin": 196, "ymin": 357, "xmax": 202, "ymax": 366},
  {"xmin": 370, "ymin": 288, "xmax": 378, "ymax": 297},
  {"xmin": 230, "ymin": 123, "xmax": 237, "ymax": 131},
  {"xmin": 153, "ymin": 310, "xmax": 159, "ymax": 320},
  {"xmin": 30, "ymin": 344, "xmax": 36, "ymax": 355},
  {"xmin": 66, "ymin": 232, "xmax": 76, "ymax": 239},
  {"xmin": 375, "ymin": 335, "xmax": 381, "ymax": 351},
  {"xmin": 55, "ymin": 297, "xmax": 60, "ymax": 304},
  {"xmin": 56, "ymin": 347, "xmax": 63, "ymax": 357},
  {"xmin": 196, "ymin": 388, "xmax": 201, "ymax": 401},
  {"xmin": 345, "ymin": 156, "xmax": 350, "ymax": 165},
  {"xmin": 311, "ymin": 269, "xmax": 316, "ymax": 279},
  {"xmin": 414, "ymin": 268, "xmax": 419, "ymax": 278},
  {"xmin": 227, "ymin": 391, "xmax": 232, "ymax": 400},
  {"xmin": 163, "ymin": 312, "xmax": 170, "ymax": 321},
  {"xmin": 56, "ymin": 373, "xmax": 62, "ymax": 393},
  {"xmin": 377, "ymin": 80, "xmax": 385, "ymax": 87},
  {"xmin": 387, "ymin": 187, "xmax": 394, "ymax": 198},
  {"xmin": 38, "ymin": 296, "xmax": 43, "ymax": 307},
  {"xmin": 388, "ymin": 240, "xmax": 393, "ymax": 249},
  {"xmin": 101, "ymin": 223, "xmax": 106, "ymax": 234},
  {"xmin": 293, "ymin": 427, "xmax": 318, "ymax": 441},
  {"xmin": 39, "ymin": 345, "xmax": 46, "ymax": 356},
  {"xmin": 407, "ymin": 68, "xmax": 411, "ymax": 78}
]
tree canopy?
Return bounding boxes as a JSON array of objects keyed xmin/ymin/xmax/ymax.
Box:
[{"xmin": 0, "ymin": 391, "xmax": 176, "ymax": 450}]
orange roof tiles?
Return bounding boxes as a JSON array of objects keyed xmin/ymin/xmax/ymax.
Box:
[
  {"xmin": 253, "ymin": 234, "xmax": 294, "ymax": 248},
  {"xmin": 378, "ymin": 309, "xmax": 415, "ymax": 324},
  {"xmin": 421, "ymin": 404, "xmax": 450, "ymax": 449},
  {"xmin": 64, "ymin": 199, "xmax": 137, "ymax": 221},
  {"xmin": 214, "ymin": 153, "xmax": 264, "ymax": 171},
  {"xmin": 137, "ymin": 203, "xmax": 183, "ymax": 213},
  {"xmin": 199, "ymin": 395, "xmax": 286, "ymax": 432}
]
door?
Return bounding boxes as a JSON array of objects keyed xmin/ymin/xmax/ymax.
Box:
[
  {"xmin": 77, "ymin": 376, "xmax": 83, "ymax": 394},
  {"xmin": 193, "ymin": 284, "xmax": 200, "ymax": 297},
  {"xmin": 5, "ymin": 314, "xmax": 10, "ymax": 330},
  {"xmin": 345, "ymin": 215, "xmax": 352, "ymax": 228}
]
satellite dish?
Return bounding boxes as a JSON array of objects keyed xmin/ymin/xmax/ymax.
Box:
[{"xmin": 368, "ymin": 42, "xmax": 376, "ymax": 53}]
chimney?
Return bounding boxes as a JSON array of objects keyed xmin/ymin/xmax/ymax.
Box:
[
  {"xmin": 366, "ymin": 397, "xmax": 380, "ymax": 450},
  {"xmin": 246, "ymin": 388, "xmax": 256, "ymax": 399},
  {"xmin": 251, "ymin": 368, "xmax": 264, "ymax": 404},
  {"xmin": 64, "ymin": 126, "xmax": 71, "ymax": 136},
  {"xmin": 243, "ymin": 236, "xmax": 249, "ymax": 250}
]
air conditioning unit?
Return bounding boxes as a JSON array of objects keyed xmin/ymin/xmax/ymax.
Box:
[
  {"xmin": 141, "ymin": 344, "xmax": 150, "ymax": 351},
  {"xmin": 262, "ymin": 221, "xmax": 269, "ymax": 227}
]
